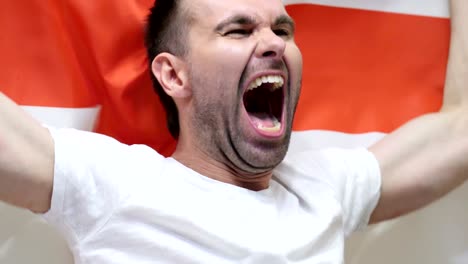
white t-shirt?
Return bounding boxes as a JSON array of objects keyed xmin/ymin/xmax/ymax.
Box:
[{"xmin": 43, "ymin": 128, "xmax": 381, "ymax": 264}]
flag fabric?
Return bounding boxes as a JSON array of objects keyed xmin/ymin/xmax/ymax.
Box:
[
  {"xmin": 0, "ymin": 0, "xmax": 175, "ymax": 155},
  {"xmin": 1, "ymin": 1, "xmax": 467, "ymax": 263}
]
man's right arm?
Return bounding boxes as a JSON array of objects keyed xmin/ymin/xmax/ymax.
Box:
[{"xmin": 0, "ymin": 92, "xmax": 54, "ymax": 213}]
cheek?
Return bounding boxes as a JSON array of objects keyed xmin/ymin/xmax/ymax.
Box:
[
  {"xmin": 286, "ymin": 44, "xmax": 303, "ymax": 78},
  {"xmin": 188, "ymin": 40, "xmax": 257, "ymax": 106},
  {"xmin": 193, "ymin": 40, "xmax": 254, "ymax": 76},
  {"xmin": 190, "ymin": 69, "xmax": 231, "ymax": 108}
]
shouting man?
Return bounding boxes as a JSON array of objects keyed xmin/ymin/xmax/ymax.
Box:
[{"xmin": 1, "ymin": 0, "xmax": 467, "ymax": 263}]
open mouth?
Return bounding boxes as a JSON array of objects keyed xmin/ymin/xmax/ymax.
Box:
[{"xmin": 243, "ymin": 74, "xmax": 285, "ymax": 135}]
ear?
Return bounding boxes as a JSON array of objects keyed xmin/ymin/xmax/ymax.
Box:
[{"xmin": 151, "ymin": 53, "xmax": 191, "ymax": 99}]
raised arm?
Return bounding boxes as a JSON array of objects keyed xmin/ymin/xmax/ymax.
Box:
[
  {"xmin": 369, "ymin": 0, "xmax": 468, "ymax": 223},
  {"xmin": 0, "ymin": 92, "xmax": 54, "ymax": 213}
]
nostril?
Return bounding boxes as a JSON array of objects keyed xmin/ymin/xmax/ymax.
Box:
[{"xmin": 262, "ymin": 51, "xmax": 277, "ymax": 57}]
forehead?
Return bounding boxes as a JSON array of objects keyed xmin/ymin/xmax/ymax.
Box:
[{"xmin": 186, "ymin": 0, "xmax": 288, "ymax": 25}]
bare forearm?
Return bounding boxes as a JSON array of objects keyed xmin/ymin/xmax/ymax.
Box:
[
  {"xmin": 0, "ymin": 92, "xmax": 54, "ymax": 213},
  {"xmin": 443, "ymin": 0, "xmax": 468, "ymax": 109},
  {"xmin": 369, "ymin": 0, "xmax": 468, "ymax": 223},
  {"xmin": 369, "ymin": 110, "xmax": 468, "ymax": 223}
]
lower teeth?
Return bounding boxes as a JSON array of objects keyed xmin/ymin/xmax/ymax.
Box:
[{"xmin": 257, "ymin": 118, "xmax": 281, "ymax": 132}]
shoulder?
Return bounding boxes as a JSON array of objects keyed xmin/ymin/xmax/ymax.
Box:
[
  {"xmin": 48, "ymin": 127, "xmax": 167, "ymax": 190},
  {"xmin": 48, "ymin": 127, "xmax": 164, "ymax": 160},
  {"xmin": 275, "ymin": 148, "xmax": 380, "ymax": 191},
  {"xmin": 279, "ymin": 147, "xmax": 377, "ymax": 173}
]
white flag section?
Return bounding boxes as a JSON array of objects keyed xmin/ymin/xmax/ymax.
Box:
[
  {"xmin": 22, "ymin": 106, "xmax": 100, "ymax": 131},
  {"xmin": 283, "ymin": 0, "xmax": 450, "ymax": 18}
]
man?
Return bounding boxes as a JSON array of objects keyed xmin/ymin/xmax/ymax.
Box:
[{"xmin": 0, "ymin": 0, "xmax": 466, "ymax": 263}]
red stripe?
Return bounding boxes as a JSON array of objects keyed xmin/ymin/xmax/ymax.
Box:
[
  {"xmin": 287, "ymin": 4, "xmax": 450, "ymax": 133},
  {"xmin": 0, "ymin": 1, "xmax": 99, "ymax": 107}
]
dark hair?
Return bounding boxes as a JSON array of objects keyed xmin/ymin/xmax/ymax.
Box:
[{"xmin": 145, "ymin": 0, "xmax": 188, "ymax": 139}]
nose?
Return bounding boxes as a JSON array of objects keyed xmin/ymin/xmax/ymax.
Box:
[{"xmin": 255, "ymin": 28, "xmax": 286, "ymax": 60}]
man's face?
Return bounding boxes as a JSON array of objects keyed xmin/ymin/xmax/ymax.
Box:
[{"xmin": 182, "ymin": 0, "xmax": 303, "ymax": 174}]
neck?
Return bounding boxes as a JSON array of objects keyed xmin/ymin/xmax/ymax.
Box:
[{"xmin": 172, "ymin": 141, "xmax": 273, "ymax": 191}]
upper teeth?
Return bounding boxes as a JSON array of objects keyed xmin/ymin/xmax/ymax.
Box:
[{"xmin": 248, "ymin": 75, "xmax": 284, "ymax": 91}]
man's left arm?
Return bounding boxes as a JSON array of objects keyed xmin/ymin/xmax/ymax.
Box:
[{"xmin": 369, "ymin": 0, "xmax": 468, "ymax": 223}]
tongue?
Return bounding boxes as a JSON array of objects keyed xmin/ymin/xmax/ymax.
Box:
[{"xmin": 248, "ymin": 112, "xmax": 278, "ymax": 128}]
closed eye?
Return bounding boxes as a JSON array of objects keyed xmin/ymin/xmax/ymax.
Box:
[
  {"xmin": 224, "ymin": 28, "xmax": 253, "ymax": 38},
  {"xmin": 273, "ymin": 28, "xmax": 292, "ymax": 38}
]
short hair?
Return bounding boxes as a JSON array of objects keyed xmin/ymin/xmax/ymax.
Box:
[{"xmin": 145, "ymin": 0, "xmax": 188, "ymax": 139}]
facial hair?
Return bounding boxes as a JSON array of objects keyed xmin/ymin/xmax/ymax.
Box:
[{"xmin": 187, "ymin": 59, "xmax": 301, "ymax": 175}]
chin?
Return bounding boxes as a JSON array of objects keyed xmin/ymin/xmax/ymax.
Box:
[{"xmin": 235, "ymin": 140, "xmax": 290, "ymax": 172}]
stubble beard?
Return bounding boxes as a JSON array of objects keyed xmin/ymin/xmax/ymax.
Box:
[{"xmin": 188, "ymin": 71, "xmax": 300, "ymax": 176}]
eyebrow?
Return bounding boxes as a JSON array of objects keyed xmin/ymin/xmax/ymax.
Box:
[
  {"xmin": 274, "ymin": 15, "xmax": 296, "ymax": 33},
  {"xmin": 215, "ymin": 14, "xmax": 296, "ymax": 32},
  {"xmin": 215, "ymin": 14, "xmax": 257, "ymax": 32}
]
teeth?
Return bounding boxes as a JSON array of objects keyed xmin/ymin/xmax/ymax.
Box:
[
  {"xmin": 257, "ymin": 117, "xmax": 282, "ymax": 132},
  {"xmin": 247, "ymin": 75, "xmax": 284, "ymax": 91},
  {"xmin": 256, "ymin": 78, "xmax": 262, "ymax": 87}
]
